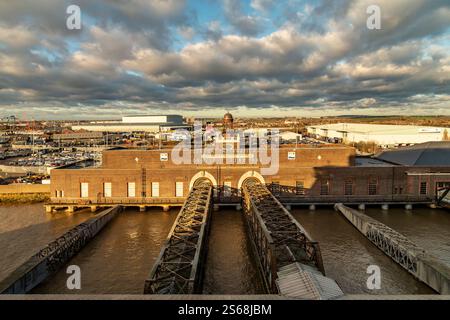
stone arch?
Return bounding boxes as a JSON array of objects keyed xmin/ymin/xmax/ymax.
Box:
[
  {"xmin": 237, "ymin": 171, "xmax": 266, "ymax": 190},
  {"xmin": 189, "ymin": 171, "xmax": 218, "ymax": 190}
]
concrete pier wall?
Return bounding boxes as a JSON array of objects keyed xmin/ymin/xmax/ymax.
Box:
[
  {"xmin": 0, "ymin": 206, "xmax": 122, "ymax": 294},
  {"xmin": 335, "ymin": 203, "xmax": 450, "ymax": 294}
]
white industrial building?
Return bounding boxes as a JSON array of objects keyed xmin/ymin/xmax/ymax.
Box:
[
  {"xmin": 72, "ymin": 115, "xmax": 189, "ymax": 133},
  {"xmin": 307, "ymin": 123, "xmax": 450, "ymax": 147},
  {"xmin": 121, "ymin": 115, "xmax": 183, "ymax": 124}
]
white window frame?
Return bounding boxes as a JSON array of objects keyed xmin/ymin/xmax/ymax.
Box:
[
  {"xmin": 104, "ymin": 182, "xmax": 112, "ymax": 198},
  {"xmin": 176, "ymin": 182, "xmax": 184, "ymax": 197},
  {"xmin": 152, "ymin": 182, "xmax": 160, "ymax": 198},
  {"xmin": 81, "ymin": 183, "xmax": 89, "ymax": 198},
  {"xmin": 128, "ymin": 182, "xmax": 136, "ymax": 198}
]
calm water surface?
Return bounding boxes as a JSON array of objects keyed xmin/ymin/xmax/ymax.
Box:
[
  {"xmin": 365, "ymin": 207, "xmax": 450, "ymax": 266},
  {"xmin": 291, "ymin": 208, "xmax": 435, "ymax": 295},
  {"xmin": 1, "ymin": 204, "xmax": 448, "ymax": 295},
  {"xmin": 0, "ymin": 204, "xmax": 95, "ymax": 281},
  {"xmin": 34, "ymin": 208, "xmax": 177, "ymax": 294},
  {"xmin": 203, "ymin": 210, "xmax": 264, "ymax": 294}
]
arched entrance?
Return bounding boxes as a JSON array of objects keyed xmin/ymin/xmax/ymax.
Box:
[
  {"xmin": 237, "ymin": 171, "xmax": 266, "ymax": 191},
  {"xmin": 189, "ymin": 171, "xmax": 218, "ymax": 191}
]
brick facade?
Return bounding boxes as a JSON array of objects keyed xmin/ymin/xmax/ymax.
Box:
[{"xmin": 50, "ymin": 145, "xmax": 450, "ymax": 202}]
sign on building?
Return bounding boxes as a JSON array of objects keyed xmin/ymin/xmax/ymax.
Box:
[
  {"xmin": 160, "ymin": 153, "xmax": 168, "ymax": 161},
  {"xmin": 288, "ymin": 152, "xmax": 296, "ymax": 160}
]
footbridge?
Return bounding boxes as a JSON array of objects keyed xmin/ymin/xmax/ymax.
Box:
[
  {"xmin": 0, "ymin": 206, "xmax": 122, "ymax": 294},
  {"xmin": 241, "ymin": 180, "xmax": 343, "ymax": 299},
  {"xmin": 144, "ymin": 181, "xmax": 213, "ymax": 294},
  {"xmin": 335, "ymin": 203, "xmax": 450, "ymax": 294},
  {"xmin": 437, "ymin": 185, "xmax": 450, "ymax": 209}
]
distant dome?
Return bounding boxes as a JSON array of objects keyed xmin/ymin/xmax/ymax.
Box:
[
  {"xmin": 223, "ymin": 112, "xmax": 234, "ymax": 129},
  {"xmin": 224, "ymin": 112, "xmax": 233, "ymax": 121}
]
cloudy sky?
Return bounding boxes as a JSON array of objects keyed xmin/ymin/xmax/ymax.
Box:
[{"xmin": 0, "ymin": 0, "xmax": 449, "ymax": 119}]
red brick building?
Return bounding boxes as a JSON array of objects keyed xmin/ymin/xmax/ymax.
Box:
[{"xmin": 49, "ymin": 144, "xmax": 450, "ymax": 209}]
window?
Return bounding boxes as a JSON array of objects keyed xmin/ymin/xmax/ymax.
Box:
[
  {"xmin": 437, "ymin": 182, "xmax": 450, "ymax": 188},
  {"xmin": 80, "ymin": 183, "xmax": 89, "ymax": 198},
  {"xmin": 223, "ymin": 181, "xmax": 232, "ymax": 198},
  {"xmin": 368, "ymin": 178, "xmax": 378, "ymax": 195},
  {"xmin": 176, "ymin": 182, "xmax": 184, "ymax": 197},
  {"xmin": 55, "ymin": 190, "xmax": 64, "ymax": 198},
  {"xmin": 104, "ymin": 182, "xmax": 112, "ymax": 198},
  {"xmin": 152, "ymin": 182, "xmax": 160, "ymax": 197},
  {"xmin": 344, "ymin": 179, "xmax": 353, "ymax": 196},
  {"xmin": 128, "ymin": 182, "xmax": 136, "ymax": 197},
  {"xmin": 296, "ymin": 181, "xmax": 305, "ymax": 195},
  {"xmin": 272, "ymin": 181, "xmax": 280, "ymax": 196},
  {"xmin": 320, "ymin": 179, "xmax": 329, "ymax": 196},
  {"xmin": 420, "ymin": 182, "xmax": 427, "ymax": 195}
]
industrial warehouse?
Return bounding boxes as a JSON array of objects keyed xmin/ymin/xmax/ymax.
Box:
[
  {"xmin": 71, "ymin": 115, "xmax": 191, "ymax": 133},
  {"xmin": 307, "ymin": 123, "xmax": 450, "ymax": 147}
]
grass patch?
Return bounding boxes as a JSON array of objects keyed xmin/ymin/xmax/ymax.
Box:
[{"xmin": 0, "ymin": 193, "xmax": 50, "ymax": 204}]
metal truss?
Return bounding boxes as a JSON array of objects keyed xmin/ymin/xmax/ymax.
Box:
[
  {"xmin": 366, "ymin": 221, "xmax": 424, "ymax": 274},
  {"xmin": 31, "ymin": 207, "xmax": 118, "ymax": 274},
  {"xmin": 242, "ymin": 180, "xmax": 324, "ymax": 293},
  {"xmin": 437, "ymin": 186, "xmax": 450, "ymax": 205},
  {"xmin": 144, "ymin": 182, "xmax": 213, "ymax": 294},
  {"xmin": 0, "ymin": 206, "xmax": 120, "ymax": 294},
  {"xmin": 36, "ymin": 222, "xmax": 94, "ymax": 273}
]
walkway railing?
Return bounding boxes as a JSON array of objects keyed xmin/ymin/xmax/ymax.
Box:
[
  {"xmin": 241, "ymin": 180, "xmax": 325, "ymax": 293},
  {"xmin": 144, "ymin": 182, "xmax": 213, "ymax": 294},
  {"xmin": 49, "ymin": 197, "xmax": 185, "ymax": 205}
]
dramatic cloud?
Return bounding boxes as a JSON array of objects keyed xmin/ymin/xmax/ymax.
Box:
[{"xmin": 0, "ymin": 0, "xmax": 449, "ymax": 119}]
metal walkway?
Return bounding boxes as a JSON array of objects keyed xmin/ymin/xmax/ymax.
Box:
[
  {"xmin": 241, "ymin": 180, "xmax": 343, "ymax": 299},
  {"xmin": 336, "ymin": 203, "xmax": 450, "ymax": 294},
  {"xmin": 437, "ymin": 185, "xmax": 450, "ymax": 208},
  {"xmin": 144, "ymin": 182, "xmax": 213, "ymax": 294},
  {"xmin": 0, "ymin": 206, "xmax": 121, "ymax": 294}
]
